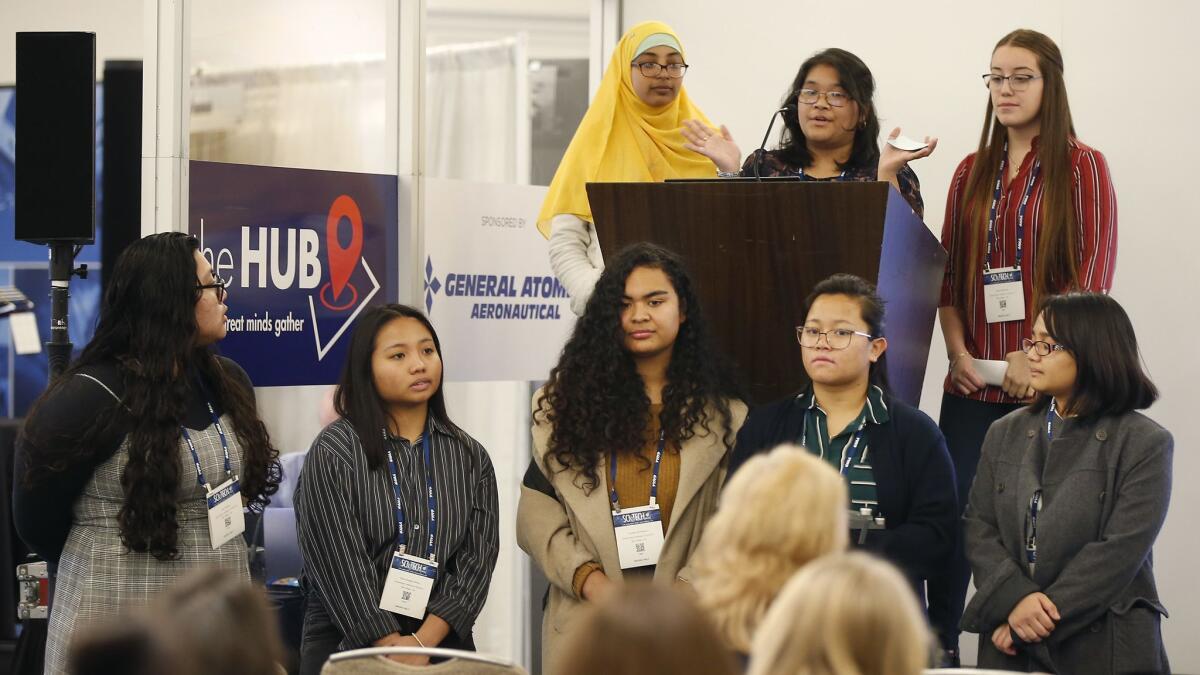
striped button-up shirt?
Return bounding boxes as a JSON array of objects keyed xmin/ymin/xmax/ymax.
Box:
[
  {"xmin": 940, "ymin": 137, "xmax": 1117, "ymax": 403},
  {"xmin": 295, "ymin": 416, "xmax": 499, "ymax": 649},
  {"xmin": 796, "ymin": 384, "xmax": 887, "ymax": 510}
]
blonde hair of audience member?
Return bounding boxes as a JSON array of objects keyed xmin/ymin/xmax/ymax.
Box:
[
  {"xmin": 71, "ymin": 567, "xmax": 285, "ymax": 675},
  {"xmin": 690, "ymin": 445, "xmax": 848, "ymax": 653},
  {"xmin": 559, "ymin": 581, "xmax": 738, "ymax": 675},
  {"xmin": 748, "ymin": 552, "xmax": 930, "ymax": 675}
]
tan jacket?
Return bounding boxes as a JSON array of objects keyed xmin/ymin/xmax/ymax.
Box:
[{"xmin": 516, "ymin": 393, "xmax": 747, "ymax": 674}]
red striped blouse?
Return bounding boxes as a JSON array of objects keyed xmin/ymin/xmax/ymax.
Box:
[{"xmin": 939, "ymin": 137, "xmax": 1117, "ymax": 404}]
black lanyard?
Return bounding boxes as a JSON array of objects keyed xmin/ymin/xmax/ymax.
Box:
[
  {"xmin": 1026, "ymin": 490, "xmax": 1042, "ymax": 566},
  {"xmin": 609, "ymin": 430, "xmax": 666, "ymax": 512}
]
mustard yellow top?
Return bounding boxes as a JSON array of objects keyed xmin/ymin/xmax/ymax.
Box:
[{"xmin": 536, "ymin": 21, "xmax": 715, "ymax": 238}]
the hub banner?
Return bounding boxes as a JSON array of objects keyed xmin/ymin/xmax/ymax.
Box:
[
  {"xmin": 189, "ymin": 161, "xmax": 398, "ymax": 386},
  {"xmin": 423, "ymin": 179, "xmax": 575, "ymax": 382}
]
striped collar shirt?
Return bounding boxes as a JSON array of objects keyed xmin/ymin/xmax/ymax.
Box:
[
  {"xmin": 939, "ymin": 137, "xmax": 1117, "ymax": 403},
  {"xmin": 295, "ymin": 416, "xmax": 499, "ymax": 649},
  {"xmin": 796, "ymin": 384, "xmax": 888, "ymax": 510}
]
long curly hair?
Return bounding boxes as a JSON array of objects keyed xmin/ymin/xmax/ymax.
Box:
[
  {"xmin": 21, "ymin": 233, "xmax": 279, "ymax": 560},
  {"xmin": 537, "ymin": 243, "xmax": 742, "ymax": 491}
]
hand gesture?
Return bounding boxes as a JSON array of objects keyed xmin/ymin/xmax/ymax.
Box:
[
  {"xmin": 949, "ymin": 352, "xmax": 985, "ymax": 396},
  {"xmin": 879, "ymin": 127, "xmax": 938, "ymax": 178},
  {"xmin": 1007, "ymin": 592, "xmax": 1060, "ymax": 643},
  {"xmin": 1003, "ymin": 350, "xmax": 1036, "ymax": 400},
  {"xmin": 681, "ymin": 119, "xmax": 743, "ymax": 173}
]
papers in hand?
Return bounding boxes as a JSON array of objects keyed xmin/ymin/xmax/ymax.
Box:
[
  {"xmin": 974, "ymin": 359, "xmax": 1009, "ymax": 387},
  {"xmin": 887, "ymin": 135, "xmax": 929, "ymax": 152}
]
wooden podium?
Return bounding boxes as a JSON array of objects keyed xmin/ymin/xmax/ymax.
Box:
[{"xmin": 587, "ymin": 181, "xmax": 947, "ymax": 406}]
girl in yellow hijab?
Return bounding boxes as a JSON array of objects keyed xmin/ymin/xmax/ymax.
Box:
[{"xmin": 540, "ymin": 21, "xmax": 717, "ymax": 315}]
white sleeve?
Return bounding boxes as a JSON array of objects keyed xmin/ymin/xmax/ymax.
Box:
[{"xmin": 547, "ymin": 214, "xmax": 605, "ymax": 316}]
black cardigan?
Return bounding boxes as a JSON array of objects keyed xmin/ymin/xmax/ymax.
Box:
[{"xmin": 727, "ymin": 390, "xmax": 958, "ymax": 584}]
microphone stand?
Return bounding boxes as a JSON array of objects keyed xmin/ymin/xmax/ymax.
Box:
[{"xmin": 751, "ymin": 106, "xmax": 789, "ymax": 181}]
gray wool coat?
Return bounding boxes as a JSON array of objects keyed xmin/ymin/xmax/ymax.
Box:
[{"xmin": 961, "ymin": 406, "xmax": 1173, "ymax": 674}]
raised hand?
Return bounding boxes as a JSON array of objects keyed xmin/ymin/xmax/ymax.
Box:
[
  {"xmin": 878, "ymin": 127, "xmax": 938, "ymax": 183},
  {"xmin": 681, "ymin": 119, "xmax": 743, "ymax": 173}
]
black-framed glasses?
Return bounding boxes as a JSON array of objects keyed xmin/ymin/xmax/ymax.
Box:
[
  {"xmin": 1021, "ymin": 338, "xmax": 1066, "ymax": 356},
  {"xmin": 796, "ymin": 326, "xmax": 874, "ymax": 350},
  {"xmin": 196, "ymin": 279, "xmax": 227, "ymax": 302},
  {"xmin": 631, "ymin": 61, "xmax": 689, "ymax": 78},
  {"xmin": 982, "ymin": 73, "xmax": 1042, "ymax": 91},
  {"xmin": 797, "ymin": 88, "xmax": 852, "ymax": 108}
]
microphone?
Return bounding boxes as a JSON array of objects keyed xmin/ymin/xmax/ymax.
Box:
[{"xmin": 752, "ymin": 105, "xmax": 794, "ymax": 181}]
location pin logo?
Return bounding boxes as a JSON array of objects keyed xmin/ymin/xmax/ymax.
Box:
[{"xmin": 325, "ymin": 194, "xmax": 363, "ymax": 301}]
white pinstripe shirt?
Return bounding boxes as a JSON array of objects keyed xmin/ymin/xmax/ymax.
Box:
[{"xmin": 295, "ymin": 416, "xmax": 499, "ymax": 648}]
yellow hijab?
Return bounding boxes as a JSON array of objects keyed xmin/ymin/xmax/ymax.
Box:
[{"xmin": 536, "ymin": 21, "xmax": 715, "ymax": 238}]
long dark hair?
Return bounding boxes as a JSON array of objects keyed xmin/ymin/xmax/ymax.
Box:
[
  {"xmin": 334, "ymin": 304, "xmax": 460, "ymax": 471},
  {"xmin": 776, "ymin": 48, "xmax": 881, "ymax": 171},
  {"xmin": 21, "ymin": 233, "xmax": 279, "ymax": 560},
  {"xmin": 538, "ymin": 243, "xmax": 742, "ymax": 491},
  {"xmin": 801, "ymin": 273, "xmax": 889, "ymax": 390},
  {"xmin": 1030, "ymin": 292, "xmax": 1156, "ymax": 419},
  {"xmin": 955, "ymin": 29, "xmax": 1078, "ymax": 312}
]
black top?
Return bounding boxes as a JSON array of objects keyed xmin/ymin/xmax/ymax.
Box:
[
  {"xmin": 739, "ymin": 149, "xmax": 926, "ymax": 219},
  {"xmin": 728, "ymin": 388, "xmax": 958, "ymax": 586},
  {"xmin": 12, "ymin": 356, "xmax": 253, "ymax": 564}
]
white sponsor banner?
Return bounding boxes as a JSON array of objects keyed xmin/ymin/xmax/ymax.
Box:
[{"xmin": 423, "ymin": 179, "xmax": 574, "ymax": 381}]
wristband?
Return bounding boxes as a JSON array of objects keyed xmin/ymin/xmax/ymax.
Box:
[
  {"xmin": 949, "ymin": 351, "xmax": 971, "ymax": 369},
  {"xmin": 716, "ymin": 170, "xmax": 740, "ymax": 178},
  {"xmin": 411, "ymin": 633, "xmax": 426, "ymax": 648}
]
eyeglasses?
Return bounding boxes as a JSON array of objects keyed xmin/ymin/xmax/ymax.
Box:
[
  {"xmin": 796, "ymin": 326, "xmax": 874, "ymax": 350},
  {"xmin": 631, "ymin": 62, "xmax": 689, "ymax": 78},
  {"xmin": 982, "ymin": 74, "xmax": 1042, "ymax": 91},
  {"xmin": 1021, "ymin": 338, "xmax": 1067, "ymax": 356},
  {"xmin": 196, "ymin": 279, "xmax": 228, "ymax": 302},
  {"xmin": 797, "ymin": 88, "xmax": 852, "ymax": 108}
]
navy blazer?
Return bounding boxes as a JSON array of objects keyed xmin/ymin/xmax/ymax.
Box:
[{"xmin": 728, "ymin": 390, "xmax": 958, "ymax": 584}]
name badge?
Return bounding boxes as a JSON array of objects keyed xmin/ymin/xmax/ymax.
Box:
[
  {"xmin": 983, "ymin": 267, "xmax": 1025, "ymax": 323},
  {"xmin": 612, "ymin": 505, "xmax": 664, "ymax": 569},
  {"xmin": 206, "ymin": 477, "xmax": 246, "ymax": 550},
  {"xmin": 380, "ymin": 552, "xmax": 439, "ymax": 619}
]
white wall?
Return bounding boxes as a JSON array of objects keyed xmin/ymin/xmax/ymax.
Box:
[
  {"xmin": 623, "ymin": 0, "xmax": 1200, "ymax": 669},
  {"xmin": 0, "ymin": 0, "xmax": 142, "ymax": 84}
]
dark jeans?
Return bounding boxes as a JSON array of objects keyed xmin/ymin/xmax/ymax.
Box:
[
  {"xmin": 926, "ymin": 392, "xmax": 1022, "ymax": 653},
  {"xmin": 299, "ymin": 595, "xmax": 475, "ymax": 675}
]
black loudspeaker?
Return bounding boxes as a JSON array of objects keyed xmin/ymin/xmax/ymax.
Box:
[
  {"xmin": 14, "ymin": 32, "xmax": 97, "ymax": 244},
  {"xmin": 101, "ymin": 60, "xmax": 143, "ymax": 289}
]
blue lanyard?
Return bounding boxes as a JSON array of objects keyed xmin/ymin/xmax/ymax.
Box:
[
  {"xmin": 383, "ymin": 422, "xmax": 438, "ymax": 561},
  {"xmin": 1026, "ymin": 490, "xmax": 1042, "ymax": 564},
  {"xmin": 609, "ymin": 430, "xmax": 666, "ymax": 511},
  {"xmin": 800, "ymin": 409, "xmax": 868, "ymax": 477},
  {"xmin": 986, "ymin": 141, "xmax": 1041, "ymax": 272},
  {"xmin": 1046, "ymin": 398, "xmax": 1060, "ymax": 440},
  {"xmin": 180, "ymin": 399, "xmax": 233, "ymax": 492}
]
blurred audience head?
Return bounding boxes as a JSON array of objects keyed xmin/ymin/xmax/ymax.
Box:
[
  {"xmin": 70, "ymin": 567, "xmax": 284, "ymax": 675},
  {"xmin": 559, "ymin": 581, "xmax": 738, "ymax": 675},
  {"xmin": 748, "ymin": 551, "xmax": 931, "ymax": 675},
  {"xmin": 691, "ymin": 445, "xmax": 848, "ymax": 652}
]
